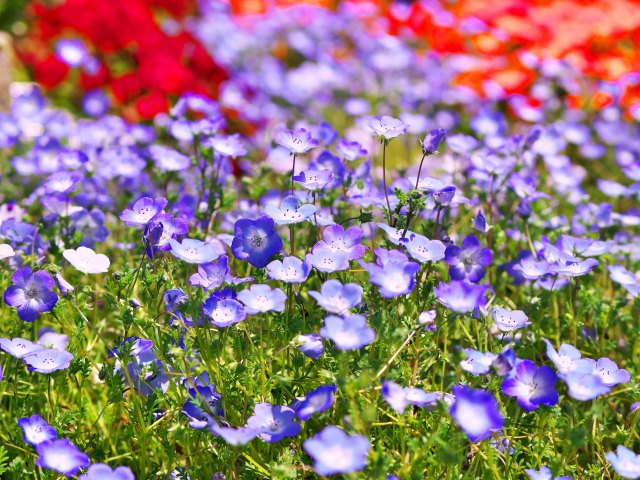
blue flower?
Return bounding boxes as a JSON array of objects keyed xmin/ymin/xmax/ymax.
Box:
[
  {"xmin": 209, "ymin": 424, "xmax": 259, "ymax": 446},
  {"xmin": 169, "ymin": 238, "xmax": 223, "ymax": 264},
  {"xmin": 402, "ymin": 233, "xmax": 446, "ymax": 263},
  {"xmin": 308, "ymin": 280, "xmax": 363, "ymax": 315},
  {"xmin": 264, "ymin": 195, "xmax": 316, "ymax": 225},
  {"xmin": 296, "ymin": 333, "xmax": 324, "ymax": 360},
  {"xmin": 293, "ymin": 169, "xmax": 334, "ymax": 191},
  {"xmin": 305, "ymin": 247, "xmax": 350, "ymax": 273},
  {"xmin": 336, "ymin": 139, "xmax": 367, "ymax": 161},
  {"xmin": 182, "ymin": 385, "xmax": 222, "ymax": 429},
  {"xmin": 23, "ymin": 348, "xmax": 74, "ymax": 374},
  {"xmin": 0, "ymin": 337, "xmax": 45, "ymax": 358},
  {"xmin": 236, "ymin": 284, "xmax": 287, "ymax": 315},
  {"xmin": 293, "ymin": 385, "xmax": 337, "ymax": 420},
  {"xmin": 190, "ymin": 256, "xmax": 230, "ymax": 291},
  {"xmin": 119, "ymin": 196, "xmax": 167, "ymax": 227},
  {"xmin": 449, "ymin": 385, "xmax": 504, "ymax": 442},
  {"xmin": 79, "ymin": 464, "xmax": 136, "ymax": 480},
  {"xmin": 460, "ymin": 348, "xmax": 498, "ymax": 376},
  {"xmin": 303, "ymin": 425, "xmax": 369, "ymax": 476},
  {"xmin": 319, "ymin": 314, "xmax": 375, "ymax": 350},
  {"xmin": 266, "ymin": 256, "xmax": 310, "ymax": 284},
  {"xmin": 202, "ymin": 293, "xmax": 246, "ymax": 328},
  {"xmin": 231, "ymin": 216, "xmax": 283, "ymax": 268},
  {"xmin": 18, "ymin": 415, "xmax": 57, "ymax": 446},
  {"xmin": 563, "ymin": 371, "xmax": 611, "ymax": 401},
  {"xmin": 491, "ymin": 307, "xmax": 531, "ymax": 332},
  {"xmin": 70, "ymin": 208, "xmax": 110, "ymax": 248},
  {"xmin": 313, "ymin": 224, "xmax": 367, "ymax": 260},
  {"xmin": 4, "ymin": 268, "xmax": 58, "ymax": 322},
  {"xmin": 434, "ymin": 281, "xmax": 489, "ymax": 314},
  {"xmin": 501, "ymin": 360, "xmax": 558, "ymax": 411},
  {"xmin": 605, "ymin": 446, "xmax": 640, "ymax": 479},
  {"xmin": 35, "ymin": 438, "xmax": 90, "ymax": 477},
  {"xmin": 382, "ymin": 381, "xmax": 452, "ymax": 414},
  {"xmin": 421, "ymin": 128, "xmax": 446, "ymax": 154},
  {"xmin": 593, "ymin": 357, "xmax": 631, "ymax": 386},
  {"xmin": 362, "ymin": 249, "xmax": 420, "ymax": 298},
  {"xmin": 273, "ymin": 127, "xmax": 318, "ymax": 154},
  {"xmin": 525, "ymin": 466, "xmax": 573, "ymax": 480},
  {"xmin": 367, "ymin": 116, "xmax": 406, "ymax": 141},
  {"xmin": 445, "ymin": 235, "xmax": 492, "ymax": 282},
  {"xmin": 246, "ymin": 403, "xmax": 301, "ymax": 443}
]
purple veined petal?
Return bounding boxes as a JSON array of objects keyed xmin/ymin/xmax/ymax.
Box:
[{"xmin": 23, "ymin": 349, "xmax": 74, "ymax": 374}]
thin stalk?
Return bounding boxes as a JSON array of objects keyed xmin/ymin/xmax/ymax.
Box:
[{"xmin": 381, "ymin": 141, "xmax": 393, "ymax": 225}]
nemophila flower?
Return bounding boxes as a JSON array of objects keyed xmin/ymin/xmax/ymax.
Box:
[
  {"xmin": 362, "ymin": 249, "xmax": 420, "ymax": 298},
  {"xmin": 70, "ymin": 209, "xmax": 110, "ymax": 248},
  {"xmin": 543, "ymin": 339, "xmax": 595, "ymax": 375},
  {"xmin": 308, "ymin": 280, "xmax": 363, "ymax": 314},
  {"xmin": 445, "ymin": 235, "xmax": 492, "ymax": 282},
  {"xmin": 78, "ymin": 464, "xmax": 136, "ymax": 480},
  {"xmin": 460, "ymin": 348, "xmax": 498, "ymax": 375},
  {"xmin": 421, "ymin": 128, "xmax": 447, "ymax": 154},
  {"xmin": 305, "ymin": 247, "xmax": 350, "ymax": 273},
  {"xmin": 563, "ymin": 371, "xmax": 611, "ymax": 401},
  {"xmin": 204, "ymin": 134, "xmax": 247, "ymax": 157},
  {"xmin": 237, "ymin": 284, "xmax": 287, "ymax": 315},
  {"xmin": 202, "ymin": 294, "xmax": 246, "ymax": 328},
  {"xmin": 163, "ymin": 289, "xmax": 189, "ymax": 325},
  {"xmin": 550, "ymin": 256, "xmax": 599, "ymax": 277},
  {"xmin": 490, "ymin": 438, "xmax": 515, "ymax": 456},
  {"xmin": 473, "ymin": 210, "xmax": 489, "ymax": 233},
  {"xmin": 492, "ymin": 307, "xmax": 531, "ymax": 332},
  {"xmin": 35, "ymin": 439, "xmax": 90, "ymax": 477},
  {"xmin": 209, "ymin": 424, "xmax": 259, "ymax": 446},
  {"xmin": 119, "ymin": 196, "xmax": 167, "ymax": 227},
  {"xmin": 169, "ymin": 238, "xmax": 221, "ymax": 264},
  {"xmin": 319, "ymin": 314, "xmax": 375, "ymax": 350},
  {"xmin": 381, "ymin": 381, "xmax": 448, "ymax": 414},
  {"xmin": 525, "ymin": 466, "xmax": 573, "ymax": 480},
  {"xmin": 297, "ymin": 333, "xmax": 324, "ymax": 360},
  {"xmin": 38, "ymin": 328, "xmax": 69, "ymax": 351},
  {"xmin": 0, "ymin": 243, "xmax": 15, "ymax": 259},
  {"xmin": 182, "ymin": 385, "xmax": 222, "ymax": 429},
  {"xmin": 264, "ymin": 195, "xmax": 316, "ymax": 225},
  {"xmin": 0, "ymin": 337, "xmax": 45, "ymax": 358},
  {"xmin": 293, "ymin": 385, "xmax": 337, "ymax": 420},
  {"xmin": 232, "ymin": 216, "xmax": 283, "ymax": 268},
  {"xmin": 336, "ymin": 139, "xmax": 367, "ymax": 161},
  {"xmin": 605, "ymin": 445, "xmax": 640, "ymax": 479},
  {"xmin": 273, "ymin": 127, "xmax": 318, "ymax": 154},
  {"xmin": 513, "ymin": 255, "xmax": 551, "ymax": 281},
  {"xmin": 24, "ymin": 348, "xmax": 74, "ymax": 374},
  {"xmin": 434, "ymin": 281, "xmax": 489, "ymax": 314},
  {"xmin": 419, "ymin": 310, "xmax": 437, "ymax": 332},
  {"xmin": 246, "ymin": 403, "xmax": 301, "ymax": 443},
  {"xmin": 148, "ymin": 145, "xmax": 191, "ymax": 172},
  {"xmin": 402, "ymin": 233, "xmax": 446, "ymax": 263},
  {"xmin": 449, "ymin": 385, "xmax": 504, "ymax": 442},
  {"xmin": 190, "ymin": 256, "xmax": 230, "ymax": 290},
  {"xmin": 55, "ymin": 38, "xmax": 89, "ymax": 67},
  {"xmin": 501, "ymin": 360, "xmax": 559, "ymax": 411},
  {"xmin": 293, "ymin": 169, "xmax": 334, "ymax": 191},
  {"xmin": 303, "ymin": 426, "xmax": 369, "ymax": 476},
  {"xmin": 43, "ymin": 171, "xmax": 82, "ymax": 194},
  {"xmin": 608, "ymin": 264, "xmax": 640, "ymax": 297},
  {"xmin": 313, "ymin": 225, "xmax": 367, "ymax": 260},
  {"xmin": 63, "ymin": 247, "xmax": 110, "ymax": 274},
  {"xmin": 18, "ymin": 414, "xmax": 57, "ymax": 446},
  {"xmin": 266, "ymin": 256, "xmax": 310, "ymax": 284},
  {"xmin": 592, "ymin": 357, "xmax": 631, "ymax": 386},
  {"xmin": 82, "ymin": 89, "xmax": 110, "ymax": 117},
  {"xmin": 367, "ymin": 116, "xmax": 406, "ymax": 140},
  {"xmin": 4, "ymin": 268, "xmax": 58, "ymax": 322}
]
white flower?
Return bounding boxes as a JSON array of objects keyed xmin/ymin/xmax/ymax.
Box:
[
  {"xmin": 63, "ymin": 247, "xmax": 110, "ymax": 274},
  {"xmin": 0, "ymin": 244, "xmax": 15, "ymax": 259}
]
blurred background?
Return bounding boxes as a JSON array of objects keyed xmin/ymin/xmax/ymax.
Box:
[{"xmin": 1, "ymin": 0, "xmax": 640, "ymax": 123}]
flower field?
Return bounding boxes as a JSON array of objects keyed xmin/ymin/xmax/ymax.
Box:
[{"xmin": 0, "ymin": 1, "xmax": 639, "ymax": 479}]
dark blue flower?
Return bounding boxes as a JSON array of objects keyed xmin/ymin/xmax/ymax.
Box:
[
  {"xmin": 231, "ymin": 216, "xmax": 283, "ymax": 268},
  {"xmin": 445, "ymin": 235, "xmax": 492, "ymax": 282},
  {"xmin": 501, "ymin": 360, "xmax": 559, "ymax": 411},
  {"xmin": 246, "ymin": 403, "xmax": 301, "ymax": 443},
  {"xmin": 4, "ymin": 268, "xmax": 58, "ymax": 322}
]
